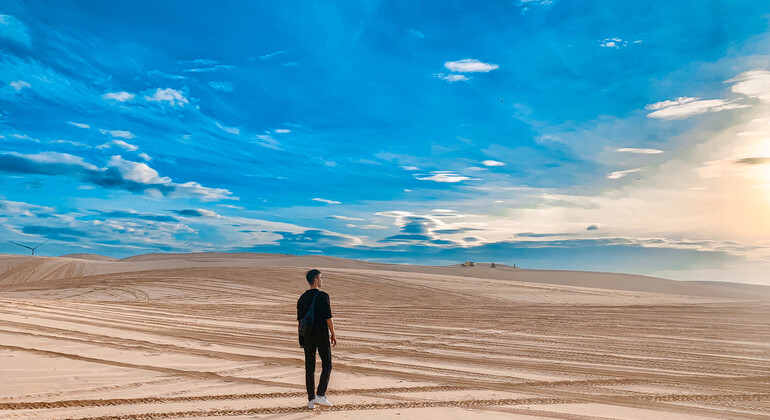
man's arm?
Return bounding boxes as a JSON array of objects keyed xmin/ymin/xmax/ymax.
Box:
[{"xmin": 326, "ymin": 318, "xmax": 337, "ymax": 347}]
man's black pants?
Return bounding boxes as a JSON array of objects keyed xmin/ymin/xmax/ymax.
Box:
[{"xmin": 303, "ymin": 334, "xmax": 332, "ymax": 401}]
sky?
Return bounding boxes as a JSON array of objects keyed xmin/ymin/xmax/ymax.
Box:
[{"xmin": 1, "ymin": 0, "xmax": 769, "ymax": 284}]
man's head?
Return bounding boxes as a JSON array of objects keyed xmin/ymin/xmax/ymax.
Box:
[{"xmin": 306, "ymin": 269, "xmax": 323, "ymax": 287}]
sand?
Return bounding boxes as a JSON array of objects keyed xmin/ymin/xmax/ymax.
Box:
[{"xmin": 0, "ymin": 253, "xmax": 768, "ymax": 419}]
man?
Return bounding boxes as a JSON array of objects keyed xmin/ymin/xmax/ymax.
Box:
[{"xmin": 297, "ymin": 269, "xmax": 337, "ymax": 410}]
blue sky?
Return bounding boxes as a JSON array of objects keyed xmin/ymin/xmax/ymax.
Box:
[{"xmin": 2, "ymin": 0, "xmax": 770, "ymax": 284}]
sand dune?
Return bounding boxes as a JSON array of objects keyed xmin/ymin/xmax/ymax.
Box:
[{"xmin": 0, "ymin": 252, "xmax": 768, "ymax": 419}]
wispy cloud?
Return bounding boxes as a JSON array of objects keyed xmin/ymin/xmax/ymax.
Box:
[
  {"xmin": 433, "ymin": 73, "xmax": 468, "ymax": 83},
  {"xmin": 255, "ymin": 134, "xmax": 281, "ymax": 150},
  {"xmin": 347, "ymin": 224, "xmax": 388, "ymax": 230},
  {"xmin": 7, "ymin": 151, "xmax": 97, "ymax": 170},
  {"xmin": 646, "ymin": 98, "xmax": 748, "ymax": 120},
  {"xmin": 407, "ymin": 29, "xmax": 425, "ymax": 39},
  {"xmin": 144, "ymin": 88, "xmax": 189, "ymax": 107},
  {"xmin": 216, "ymin": 122, "xmax": 240, "ymax": 135},
  {"xmin": 9, "ymin": 133, "xmax": 39, "ymax": 142},
  {"xmin": 208, "ymin": 81, "xmax": 233, "ymax": 92},
  {"xmin": 103, "ymin": 91, "xmax": 135, "ymax": 102},
  {"xmin": 50, "ymin": 139, "xmax": 89, "ymax": 147},
  {"xmin": 645, "ymin": 97, "xmax": 698, "ymax": 110},
  {"xmin": 415, "ymin": 171, "xmax": 478, "ymax": 183},
  {"xmin": 728, "ymin": 70, "xmax": 770, "ymax": 102},
  {"xmin": 183, "ymin": 65, "xmax": 235, "ymax": 73},
  {"xmin": 0, "ymin": 14, "xmax": 30, "ymax": 47},
  {"xmin": 615, "ymin": 148, "xmax": 663, "ymax": 154},
  {"xmin": 444, "ymin": 59, "xmax": 498, "ymax": 73},
  {"xmin": 68, "ymin": 121, "xmax": 90, "ymax": 129},
  {"xmin": 328, "ymin": 215, "xmax": 364, "ymax": 221},
  {"xmin": 606, "ymin": 168, "xmax": 642, "ymax": 179},
  {"xmin": 97, "ymin": 139, "xmax": 139, "ymax": 151},
  {"xmin": 258, "ymin": 50, "xmax": 287, "ymax": 60},
  {"xmin": 481, "ymin": 160, "xmax": 505, "ymax": 166},
  {"xmin": 274, "ymin": 129, "xmax": 291, "ymax": 134},
  {"xmin": 98, "ymin": 129, "xmax": 135, "ymax": 139},
  {"xmin": 312, "ymin": 198, "xmax": 341, "ymax": 204},
  {"xmin": 9, "ymin": 80, "xmax": 30, "ymax": 91},
  {"xmin": 178, "ymin": 58, "xmax": 218, "ymax": 67},
  {"xmin": 0, "ymin": 199, "xmax": 53, "ymax": 217}
]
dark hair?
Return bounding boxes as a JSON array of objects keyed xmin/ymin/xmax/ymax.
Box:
[{"xmin": 306, "ymin": 269, "xmax": 321, "ymax": 285}]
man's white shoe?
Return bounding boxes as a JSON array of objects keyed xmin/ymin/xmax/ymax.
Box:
[
  {"xmin": 307, "ymin": 400, "xmax": 315, "ymax": 410},
  {"xmin": 312, "ymin": 395, "xmax": 334, "ymax": 407}
]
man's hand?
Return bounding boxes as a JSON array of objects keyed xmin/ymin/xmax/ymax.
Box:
[{"xmin": 330, "ymin": 334, "xmax": 337, "ymax": 347}]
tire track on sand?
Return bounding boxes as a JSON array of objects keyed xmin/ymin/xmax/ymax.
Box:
[
  {"xmin": 0, "ymin": 386, "xmax": 468, "ymax": 410},
  {"xmin": 0, "ymin": 344, "xmax": 299, "ymax": 390},
  {"xmin": 62, "ymin": 397, "xmax": 573, "ymax": 420}
]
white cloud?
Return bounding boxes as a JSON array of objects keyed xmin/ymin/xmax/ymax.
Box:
[
  {"xmin": 444, "ymin": 59, "xmax": 498, "ymax": 73},
  {"xmin": 105, "ymin": 155, "xmax": 235, "ymax": 201},
  {"xmin": 68, "ymin": 121, "xmax": 90, "ymax": 129},
  {"xmin": 175, "ymin": 182, "xmax": 234, "ymax": 201},
  {"xmin": 216, "ymin": 122, "xmax": 240, "ymax": 135},
  {"xmin": 646, "ymin": 98, "xmax": 748, "ymax": 120},
  {"xmin": 9, "ymin": 80, "xmax": 30, "ymax": 91},
  {"xmin": 728, "ymin": 70, "xmax": 770, "ymax": 103},
  {"xmin": 218, "ymin": 204, "xmax": 245, "ymax": 210},
  {"xmin": 615, "ymin": 148, "xmax": 664, "ymax": 154},
  {"xmin": 179, "ymin": 58, "xmax": 219, "ymax": 67},
  {"xmin": 481, "ymin": 160, "xmax": 506, "ymax": 167},
  {"xmin": 207, "ymin": 81, "xmax": 233, "ymax": 92},
  {"xmin": 329, "ymin": 215, "xmax": 364, "ymax": 221},
  {"xmin": 196, "ymin": 209, "xmax": 222, "ymax": 218},
  {"xmin": 10, "ymin": 133, "xmax": 38, "ymax": 142},
  {"xmin": 274, "ymin": 129, "xmax": 291, "ymax": 134},
  {"xmin": 433, "ymin": 73, "xmax": 469, "ymax": 83},
  {"xmin": 0, "ymin": 14, "xmax": 30, "ymax": 47},
  {"xmin": 416, "ymin": 171, "xmax": 477, "ymax": 183},
  {"xmin": 138, "ymin": 152, "xmax": 152, "ymax": 161},
  {"xmin": 0, "ymin": 199, "xmax": 52, "ymax": 217},
  {"xmin": 183, "ymin": 65, "xmax": 235, "ymax": 73},
  {"xmin": 108, "ymin": 155, "xmax": 170, "ymax": 184},
  {"xmin": 255, "ymin": 134, "xmax": 281, "ymax": 150},
  {"xmin": 9, "ymin": 151, "xmax": 97, "ymax": 170},
  {"xmin": 347, "ymin": 224, "xmax": 388, "ymax": 230},
  {"xmin": 606, "ymin": 168, "xmax": 642, "ymax": 179},
  {"xmin": 600, "ymin": 38, "xmax": 628, "ymax": 48},
  {"xmin": 645, "ymin": 96, "xmax": 698, "ymax": 110},
  {"xmin": 145, "ymin": 88, "xmax": 189, "ymax": 107},
  {"xmin": 50, "ymin": 139, "xmax": 89, "ymax": 147},
  {"xmin": 103, "ymin": 91, "xmax": 135, "ymax": 102},
  {"xmin": 97, "ymin": 139, "xmax": 139, "ymax": 151},
  {"xmin": 259, "ymin": 50, "xmax": 287, "ymax": 60},
  {"xmin": 400, "ymin": 166, "xmax": 420, "ymax": 171},
  {"xmin": 99, "ymin": 128, "xmax": 135, "ymax": 139},
  {"xmin": 313, "ymin": 198, "xmax": 341, "ymax": 204}
]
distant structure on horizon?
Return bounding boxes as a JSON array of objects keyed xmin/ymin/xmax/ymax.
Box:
[
  {"xmin": 491, "ymin": 262, "xmax": 496, "ymax": 268},
  {"xmin": 8, "ymin": 239, "xmax": 48, "ymax": 256}
]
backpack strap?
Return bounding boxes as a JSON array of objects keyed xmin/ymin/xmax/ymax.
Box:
[{"xmin": 308, "ymin": 289, "xmax": 321, "ymax": 310}]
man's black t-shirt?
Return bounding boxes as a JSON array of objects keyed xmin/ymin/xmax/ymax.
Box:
[{"xmin": 297, "ymin": 289, "xmax": 333, "ymax": 342}]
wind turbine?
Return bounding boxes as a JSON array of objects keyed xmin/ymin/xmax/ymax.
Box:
[{"xmin": 8, "ymin": 239, "xmax": 48, "ymax": 256}]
